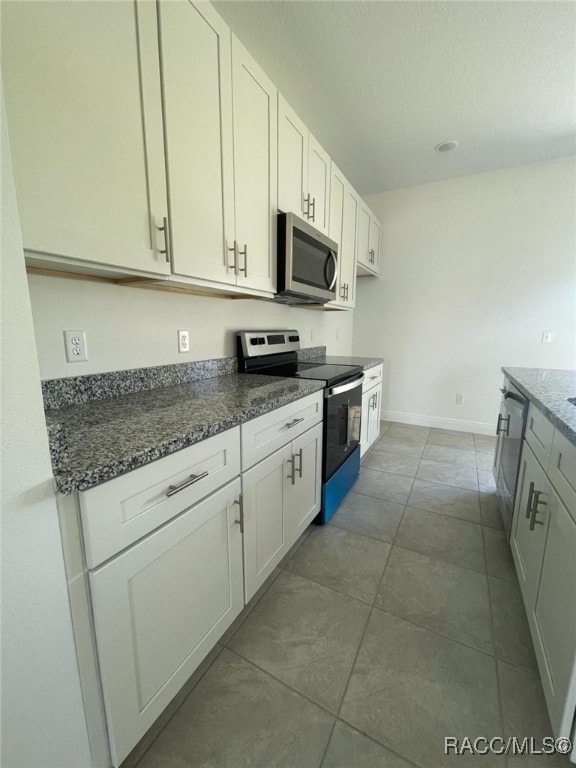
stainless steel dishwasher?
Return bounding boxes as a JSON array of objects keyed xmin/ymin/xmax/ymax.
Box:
[{"xmin": 494, "ymin": 380, "xmax": 529, "ymax": 539}]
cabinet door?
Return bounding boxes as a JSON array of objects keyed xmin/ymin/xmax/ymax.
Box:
[
  {"xmin": 356, "ymin": 202, "xmax": 372, "ymax": 271},
  {"xmin": 533, "ymin": 487, "xmax": 576, "ymax": 738},
  {"xmin": 231, "ymin": 36, "xmax": 277, "ymax": 293},
  {"xmin": 242, "ymin": 445, "xmax": 292, "ymax": 601},
  {"xmin": 368, "ymin": 385, "xmax": 382, "ymax": 447},
  {"xmin": 159, "ymin": 0, "xmax": 235, "ymax": 284},
  {"xmin": 307, "ymin": 134, "xmax": 331, "ymax": 235},
  {"xmin": 278, "ymin": 96, "xmax": 308, "ymax": 218},
  {"xmin": 511, "ymin": 441, "xmax": 550, "ymax": 610},
  {"xmin": 89, "ymin": 479, "xmax": 243, "ymax": 766},
  {"xmin": 2, "ymin": 0, "xmax": 169, "ymax": 276},
  {"xmin": 360, "ymin": 389, "xmax": 371, "ymax": 457},
  {"xmin": 328, "ymin": 165, "xmax": 346, "ymax": 307},
  {"xmin": 368, "ymin": 214, "xmax": 381, "ymax": 273},
  {"xmin": 288, "ymin": 423, "xmax": 323, "ymax": 542}
]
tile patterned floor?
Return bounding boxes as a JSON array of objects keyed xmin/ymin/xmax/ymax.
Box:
[{"xmin": 134, "ymin": 423, "xmax": 572, "ymax": 768}]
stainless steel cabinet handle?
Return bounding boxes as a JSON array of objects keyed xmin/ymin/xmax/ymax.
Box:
[
  {"xmin": 288, "ymin": 454, "xmax": 296, "ymax": 485},
  {"xmin": 166, "ymin": 471, "xmax": 209, "ymax": 497},
  {"xmin": 529, "ymin": 490, "xmax": 547, "ymax": 531},
  {"xmin": 310, "ymin": 197, "xmax": 316, "ymax": 222},
  {"xmin": 227, "ymin": 240, "xmax": 239, "ymax": 275},
  {"xmin": 157, "ymin": 216, "xmax": 171, "ymax": 263},
  {"xmin": 295, "ymin": 448, "xmax": 303, "ymax": 479},
  {"xmin": 344, "ymin": 283, "xmax": 349, "ymax": 301},
  {"xmin": 233, "ymin": 496, "xmax": 244, "ymax": 533},
  {"xmin": 238, "ymin": 244, "xmax": 248, "ymax": 276},
  {"xmin": 303, "ymin": 193, "xmax": 311, "ymax": 219},
  {"xmin": 496, "ymin": 414, "xmax": 510, "ymax": 435},
  {"xmin": 369, "ymin": 375, "xmax": 378, "ymax": 380},
  {"xmin": 285, "ymin": 417, "xmax": 304, "ymax": 429},
  {"xmin": 526, "ymin": 481, "xmax": 535, "ymax": 518}
]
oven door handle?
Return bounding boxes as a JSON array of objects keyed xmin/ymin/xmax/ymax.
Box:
[{"xmin": 325, "ymin": 373, "xmax": 364, "ymax": 398}]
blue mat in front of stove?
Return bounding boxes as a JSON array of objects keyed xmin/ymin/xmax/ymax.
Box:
[{"xmin": 318, "ymin": 445, "xmax": 361, "ymax": 524}]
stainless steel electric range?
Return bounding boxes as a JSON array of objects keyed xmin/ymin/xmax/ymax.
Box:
[{"xmin": 237, "ymin": 330, "xmax": 364, "ymax": 523}]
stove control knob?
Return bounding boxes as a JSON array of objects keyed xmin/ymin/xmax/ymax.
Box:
[
  {"xmin": 250, "ymin": 338, "xmax": 260, "ymax": 345},
  {"xmin": 289, "ymin": 335, "xmax": 300, "ymax": 342}
]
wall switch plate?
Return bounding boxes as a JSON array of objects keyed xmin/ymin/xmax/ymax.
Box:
[
  {"xmin": 541, "ymin": 331, "xmax": 554, "ymax": 343},
  {"xmin": 64, "ymin": 330, "xmax": 88, "ymax": 362},
  {"xmin": 455, "ymin": 393, "xmax": 465, "ymax": 405},
  {"xmin": 178, "ymin": 330, "xmax": 190, "ymax": 353}
]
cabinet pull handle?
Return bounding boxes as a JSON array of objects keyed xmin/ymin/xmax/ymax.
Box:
[
  {"xmin": 310, "ymin": 197, "xmax": 316, "ymax": 221},
  {"xmin": 233, "ymin": 495, "xmax": 243, "ymax": 533},
  {"xmin": 238, "ymin": 243, "xmax": 248, "ymax": 276},
  {"xmin": 156, "ymin": 216, "xmax": 171, "ymax": 263},
  {"xmin": 295, "ymin": 448, "xmax": 303, "ymax": 479},
  {"xmin": 529, "ymin": 490, "xmax": 547, "ymax": 531},
  {"xmin": 288, "ymin": 454, "xmax": 296, "ymax": 485},
  {"xmin": 369, "ymin": 375, "xmax": 378, "ymax": 380},
  {"xmin": 496, "ymin": 414, "xmax": 510, "ymax": 436},
  {"xmin": 303, "ymin": 193, "xmax": 311, "ymax": 218},
  {"xmin": 526, "ymin": 481, "xmax": 535, "ymax": 518},
  {"xmin": 285, "ymin": 417, "xmax": 304, "ymax": 429},
  {"xmin": 344, "ymin": 283, "xmax": 349, "ymax": 301},
  {"xmin": 166, "ymin": 471, "xmax": 209, "ymax": 497},
  {"xmin": 227, "ymin": 240, "xmax": 239, "ymax": 275}
]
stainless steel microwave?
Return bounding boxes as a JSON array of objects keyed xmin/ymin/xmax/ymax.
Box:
[{"xmin": 276, "ymin": 213, "xmax": 338, "ymax": 305}]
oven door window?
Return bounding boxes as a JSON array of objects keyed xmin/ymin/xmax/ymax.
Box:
[{"xmin": 324, "ymin": 384, "xmax": 362, "ymax": 481}]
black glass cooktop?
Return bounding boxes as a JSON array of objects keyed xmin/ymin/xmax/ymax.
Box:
[{"xmin": 258, "ymin": 361, "xmax": 362, "ymax": 387}]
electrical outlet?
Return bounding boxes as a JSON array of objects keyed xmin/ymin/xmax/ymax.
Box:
[
  {"xmin": 64, "ymin": 330, "xmax": 88, "ymax": 362},
  {"xmin": 456, "ymin": 393, "xmax": 465, "ymax": 405},
  {"xmin": 541, "ymin": 331, "xmax": 554, "ymax": 344},
  {"xmin": 178, "ymin": 329, "xmax": 190, "ymax": 353}
]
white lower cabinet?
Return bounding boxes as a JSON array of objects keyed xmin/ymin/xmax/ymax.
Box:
[
  {"xmin": 89, "ymin": 478, "xmax": 243, "ymax": 766},
  {"xmin": 510, "ymin": 413, "xmax": 576, "ymax": 744},
  {"xmin": 360, "ymin": 365, "xmax": 383, "ymax": 456},
  {"xmin": 242, "ymin": 422, "xmax": 323, "ymax": 601}
]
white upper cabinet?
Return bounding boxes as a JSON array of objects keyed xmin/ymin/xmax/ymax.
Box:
[
  {"xmin": 277, "ymin": 96, "xmax": 330, "ymax": 235},
  {"xmin": 328, "ymin": 162, "xmax": 358, "ymax": 309},
  {"xmin": 356, "ymin": 199, "xmax": 381, "ymax": 276},
  {"xmin": 1, "ymin": 0, "xmax": 170, "ymax": 276},
  {"xmin": 231, "ymin": 36, "xmax": 277, "ymax": 294},
  {"xmin": 158, "ymin": 0, "xmax": 235, "ymax": 285}
]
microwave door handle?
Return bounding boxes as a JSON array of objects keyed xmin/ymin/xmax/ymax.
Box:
[{"xmin": 325, "ymin": 250, "xmax": 338, "ymax": 290}]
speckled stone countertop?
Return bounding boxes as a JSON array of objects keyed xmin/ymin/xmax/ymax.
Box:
[
  {"xmin": 321, "ymin": 355, "xmax": 384, "ymax": 371},
  {"xmin": 46, "ymin": 374, "xmax": 324, "ymax": 494},
  {"xmin": 502, "ymin": 367, "xmax": 576, "ymax": 445}
]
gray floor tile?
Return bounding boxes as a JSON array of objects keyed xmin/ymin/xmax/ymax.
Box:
[
  {"xmin": 489, "ymin": 577, "xmax": 538, "ymax": 670},
  {"xmin": 376, "ymin": 546, "xmax": 492, "ymax": 653},
  {"xmin": 139, "ymin": 649, "xmax": 334, "ymax": 768},
  {"xmin": 229, "ymin": 571, "xmax": 370, "ymax": 713},
  {"xmin": 476, "ymin": 451, "xmax": 495, "ymax": 471},
  {"xmin": 416, "ymin": 459, "xmax": 479, "ymax": 492},
  {"xmin": 396, "ymin": 507, "xmax": 485, "ymax": 573},
  {"xmin": 478, "ymin": 469, "xmax": 497, "ymax": 494},
  {"xmin": 380, "ymin": 420, "xmax": 392, "ymax": 434},
  {"xmin": 386, "ymin": 424, "xmax": 429, "ymax": 443},
  {"xmin": 340, "ymin": 611, "xmax": 501, "ymax": 768},
  {"xmin": 427, "ymin": 428, "xmax": 475, "ymax": 450},
  {"xmin": 364, "ymin": 450, "xmax": 420, "ymax": 477},
  {"xmin": 329, "ymin": 491, "xmax": 404, "ymax": 543},
  {"xmin": 480, "ymin": 493, "xmax": 504, "ymax": 529},
  {"xmin": 499, "ymin": 661, "xmax": 572, "ymax": 767},
  {"xmin": 286, "ymin": 525, "xmax": 391, "ymax": 603},
  {"xmin": 422, "ymin": 443, "xmax": 477, "ymax": 467},
  {"xmin": 474, "ymin": 433, "xmax": 497, "ymax": 453},
  {"xmin": 353, "ymin": 467, "xmax": 414, "ymax": 504},
  {"xmin": 322, "ymin": 721, "xmax": 413, "ymax": 768},
  {"xmin": 373, "ymin": 435, "xmax": 426, "ymax": 458},
  {"xmin": 484, "ymin": 527, "xmax": 517, "ymax": 583},
  {"xmin": 407, "ymin": 479, "xmax": 481, "ymax": 523}
]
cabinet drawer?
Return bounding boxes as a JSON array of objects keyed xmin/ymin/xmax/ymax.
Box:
[
  {"xmin": 525, "ymin": 403, "xmax": 554, "ymax": 468},
  {"xmin": 548, "ymin": 429, "xmax": 576, "ymax": 519},
  {"xmin": 80, "ymin": 428, "xmax": 241, "ymax": 567},
  {"xmin": 241, "ymin": 391, "xmax": 323, "ymax": 470},
  {"xmin": 362, "ymin": 364, "xmax": 383, "ymax": 393}
]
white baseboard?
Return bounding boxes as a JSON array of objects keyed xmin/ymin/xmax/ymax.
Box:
[{"xmin": 381, "ymin": 410, "xmax": 495, "ymax": 436}]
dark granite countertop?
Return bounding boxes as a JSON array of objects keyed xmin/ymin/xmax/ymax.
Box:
[
  {"xmin": 502, "ymin": 367, "xmax": 576, "ymax": 445},
  {"xmin": 321, "ymin": 356, "xmax": 384, "ymax": 371},
  {"xmin": 46, "ymin": 374, "xmax": 324, "ymax": 495}
]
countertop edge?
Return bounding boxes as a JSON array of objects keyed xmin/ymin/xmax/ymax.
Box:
[{"xmin": 502, "ymin": 367, "xmax": 576, "ymax": 446}]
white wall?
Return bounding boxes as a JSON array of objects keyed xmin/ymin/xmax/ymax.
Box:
[
  {"xmin": 28, "ymin": 277, "xmax": 354, "ymax": 380},
  {"xmin": 1, "ymin": 84, "xmax": 92, "ymax": 767},
  {"xmin": 353, "ymin": 156, "xmax": 576, "ymax": 433}
]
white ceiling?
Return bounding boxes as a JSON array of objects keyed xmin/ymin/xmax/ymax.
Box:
[{"xmin": 214, "ymin": 0, "xmax": 576, "ymax": 193}]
